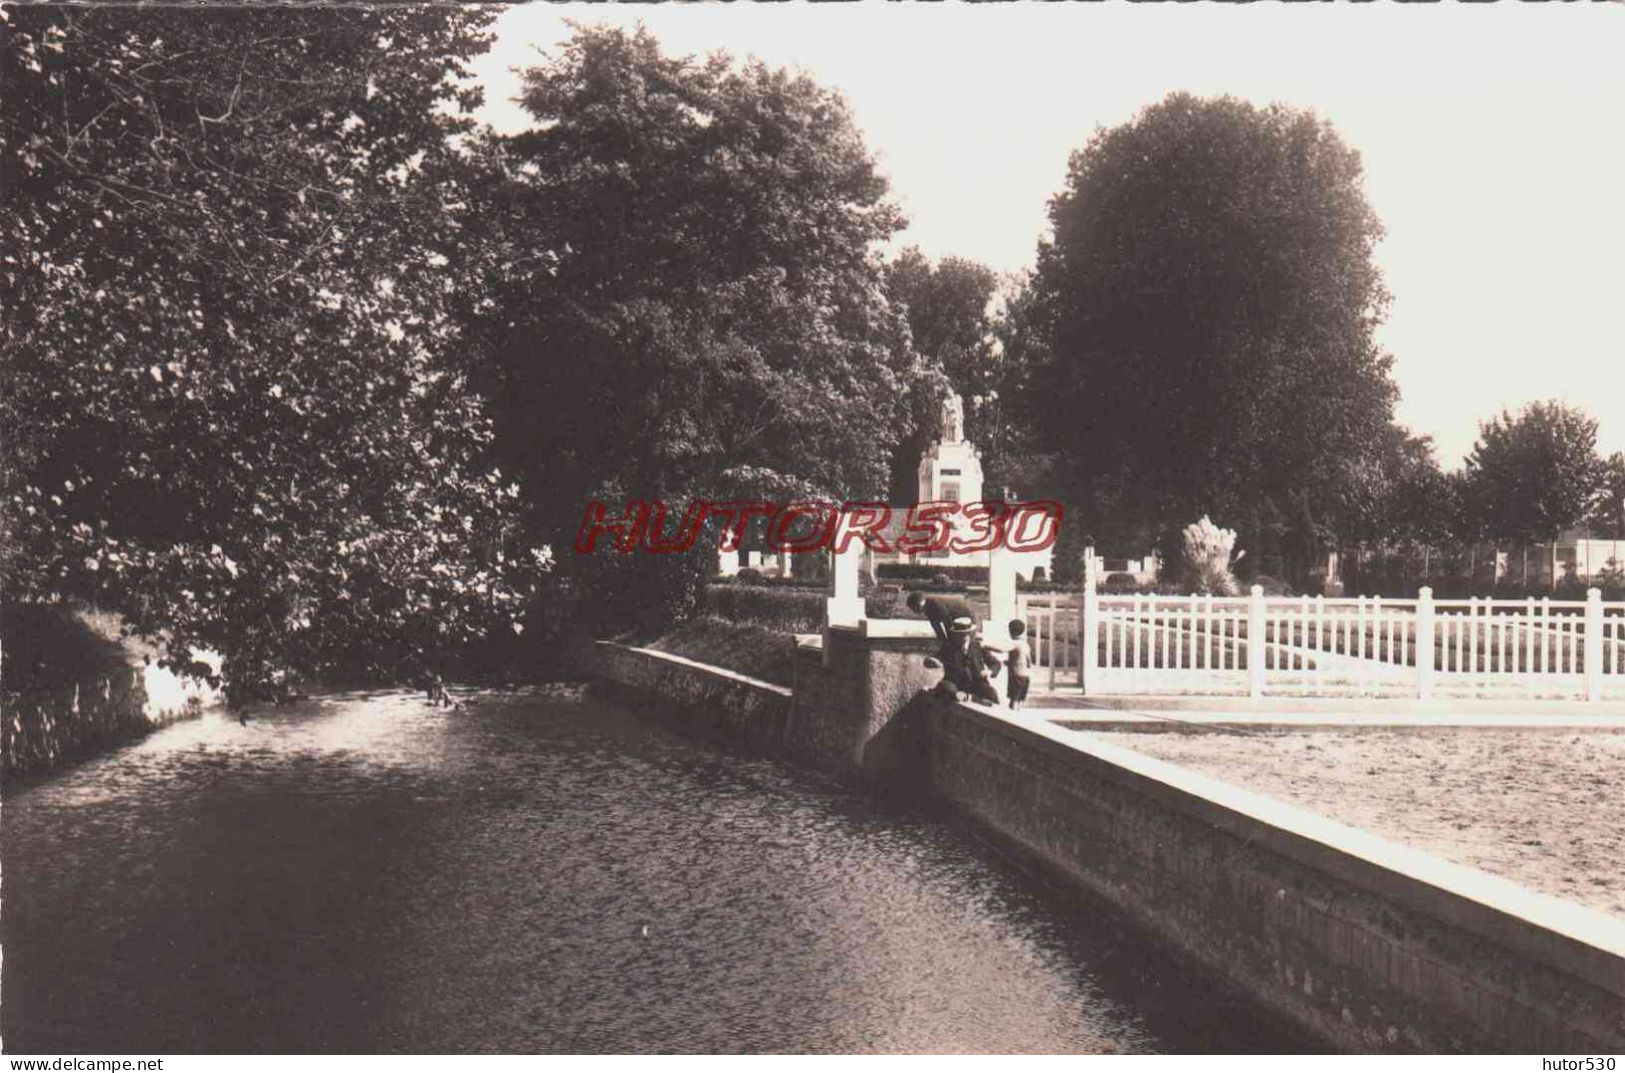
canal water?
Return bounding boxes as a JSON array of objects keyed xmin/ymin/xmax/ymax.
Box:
[{"xmin": 2, "ymin": 687, "xmax": 1311, "ymax": 1053}]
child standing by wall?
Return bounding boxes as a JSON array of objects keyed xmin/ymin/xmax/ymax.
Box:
[{"xmin": 1005, "ymin": 619, "xmax": 1031, "ymax": 710}]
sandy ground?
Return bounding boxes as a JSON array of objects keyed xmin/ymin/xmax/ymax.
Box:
[{"xmin": 1084, "ymin": 727, "xmax": 1625, "ymax": 919}]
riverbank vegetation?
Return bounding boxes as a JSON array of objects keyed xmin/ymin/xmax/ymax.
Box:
[
  {"xmin": 645, "ymin": 618, "xmax": 798, "ymax": 688},
  {"xmin": 4, "ymin": 8, "xmax": 540, "ymax": 701},
  {"xmin": 6, "ymin": 10, "xmax": 1618, "ymax": 699}
]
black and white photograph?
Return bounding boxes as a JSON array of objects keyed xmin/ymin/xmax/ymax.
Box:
[{"xmin": 3, "ymin": 0, "xmax": 1623, "ymax": 1058}]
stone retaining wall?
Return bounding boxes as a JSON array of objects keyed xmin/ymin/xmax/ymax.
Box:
[
  {"xmin": 785, "ymin": 627, "xmax": 938, "ymax": 783},
  {"xmin": 930, "ymin": 703, "xmax": 1625, "ymax": 1053},
  {"xmin": 587, "ymin": 635, "xmax": 1625, "ymax": 1053}
]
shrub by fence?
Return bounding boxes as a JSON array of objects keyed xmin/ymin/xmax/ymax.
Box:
[
  {"xmin": 703, "ymin": 584, "xmax": 910, "ymax": 634},
  {"xmin": 712, "ymin": 573, "xmax": 827, "ymax": 591},
  {"xmin": 875, "ymin": 563, "xmax": 988, "ymax": 584}
]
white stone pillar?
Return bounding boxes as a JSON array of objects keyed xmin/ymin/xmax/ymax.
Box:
[
  {"xmin": 1082, "ymin": 546, "xmax": 1099, "ymax": 695},
  {"xmin": 984, "ymin": 546, "xmax": 1018, "ymax": 646},
  {"xmin": 826, "ymin": 514, "xmax": 866, "ymax": 628}
]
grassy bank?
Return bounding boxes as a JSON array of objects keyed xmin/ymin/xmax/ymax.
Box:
[{"xmin": 645, "ymin": 616, "xmax": 799, "ymax": 687}]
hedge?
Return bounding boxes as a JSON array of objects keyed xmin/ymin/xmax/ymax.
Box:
[
  {"xmin": 875, "ymin": 562, "xmax": 988, "ymax": 583},
  {"xmin": 711, "ymin": 573, "xmax": 827, "ymax": 591},
  {"xmin": 647, "ymin": 617, "xmax": 797, "ymax": 687},
  {"xmin": 701, "ymin": 584, "xmax": 911, "ymax": 635}
]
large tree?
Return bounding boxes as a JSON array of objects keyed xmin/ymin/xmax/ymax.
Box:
[
  {"xmin": 1462, "ymin": 401, "xmax": 1604, "ymax": 544},
  {"xmin": 1341, "ymin": 428, "xmax": 1460, "ymax": 548},
  {"xmin": 2, "ymin": 8, "xmax": 543, "ymax": 697},
  {"xmin": 1024, "ymin": 93, "xmax": 1399, "ymax": 553},
  {"xmin": 1587, "ymin": 452, "xmax": 1625, "ymax": 541},
  {"xmin": 446, "ymin": 26, "xmax": 919, "ymax": 628},
  {"xmin": 881, "ymin": 248, "xmax": 997, "ymax": 500}
]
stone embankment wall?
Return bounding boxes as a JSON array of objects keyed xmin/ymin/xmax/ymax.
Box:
[
  {"xmin": 587, "ymin": 626, "xmax": 939, "ymax": 785},
  {"xmin": 587, "ymin": 642, "xmax": 793, "ymax": 754},
  {"xmin": 3, "ymin": 664, "xmax": 202, "ymax": 776},
  {"xmin": 930, "ymin": 703, "xmax": 1625, "ymax": 1054},
  {"xmin": 589, "ymin": 633, "xmax": 1625, "ymax": 1054}
]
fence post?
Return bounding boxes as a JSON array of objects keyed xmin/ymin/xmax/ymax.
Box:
[
  {"xmin": 1248, "ymin": 583, "xmax": 1265, "ymax": 699},
  {"xmin": 1081, "ymin": 545, "xmax": 1099, "ymax": 695},
  {"xmin": 985, "ymin": 544, "xmax": 1017, "ymax": 647},
  {"xmin": 1585, "ymin": 587, "xmax": 1604, "ymax": 702},
  {"xmin": 1416, "ymin": 586, "xmax": 1435, "ymax": 700}
]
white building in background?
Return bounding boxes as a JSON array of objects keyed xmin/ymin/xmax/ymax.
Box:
[{"xmin": 1557, "ymin": 531, "xmax": 1625, "ymax": 581}]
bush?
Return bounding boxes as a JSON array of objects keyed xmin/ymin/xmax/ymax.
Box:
[
  {"xmin": 864, "ymin": 587, "xmax": 908, "ymax": 619},
  {"xmin": 718, "ymin": 573, "xmax": 827, "ymax": 591},
  {"xmin": 1, "ymin": 601, "xmax": 143, "ymax": 691},
  {"xmin": 899, "ymin": 580, "xmax": 973, "ymax": 594},
  {"xmin": 704, "ymin": 584, "xmax": 823, "ymax": 634},
  {"xmin": 701, "ymin": 583, "xmax": 921, "ymax": 633},
  {"xmin": 1102, "ymin": 572, "xmax": 1140, "ymax": 593},
  {"xmin": 875, "ymin": 562, "xmax": 987, "ymax": 584},
  {"xmin": 647, "ymin": 617, "xmax": 797, "ymax": 687},
  {"xmin": 1181, "ymin": 515, "xmax": 1239, "ymax": 596},
  {"xmin": 568, "ymin": 545, "xmax": 710, "ymax": 642},
  {"xmin": 735, "ymin": 567, "xmax": 765, "ymax": 584}
]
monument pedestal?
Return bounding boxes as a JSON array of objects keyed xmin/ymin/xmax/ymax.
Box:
[{"xmin": 916, "ymin": 438, "xmax": 984, "ymax": 510}]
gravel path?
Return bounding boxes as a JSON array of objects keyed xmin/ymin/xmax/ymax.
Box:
[{"xmin": 1084, "ymin": 727, "xmax": 1625, "ymax": 919}]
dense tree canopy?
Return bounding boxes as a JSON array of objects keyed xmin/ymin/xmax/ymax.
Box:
[
  {"xmin": 22, "ymin": 8, "xmax": 1611, "ymax": 671},
  {"xmin": 1338, "ymin": 428, "xmax": 1459, "ymax": 548},
  {"xmin": 881, "ymin": 248, "xmax": 995, "ymax": 500},
  {"xmin": 1, "ymin": 7, "xmax": 544, "ymax": 697},
  {"xmin": 1589, "ymin": 453, "xmax": 1625, "ymax": 541},
  {"xmin": 446, "ymin": 26, "xmax": 921, "ymax": 627},
  {"xmin": 1461, "ymin": 401, "xmax": 1603, "ymax": 543},
  {"xmin": 1023, "ymin": 93, "xmax": 1400, "ymax": 555}
]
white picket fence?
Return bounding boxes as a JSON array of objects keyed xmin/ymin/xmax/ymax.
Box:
[{"xmin": 1017, "ymin": 586, "xmax": 1625, "ymax": 701}]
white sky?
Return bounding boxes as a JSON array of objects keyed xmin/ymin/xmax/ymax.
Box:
[{"xmin": 469, "ymin": 2, "xmax": 1625, "ymax": 469}]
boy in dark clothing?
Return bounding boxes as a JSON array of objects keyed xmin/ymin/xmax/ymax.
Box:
[{"xmin": 906, "ymin": 591, "xmax": 977, "ymax": 642}]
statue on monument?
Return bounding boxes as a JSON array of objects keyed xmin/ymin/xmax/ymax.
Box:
[{"xmin": 939, "ymin": 391, "xmax": 965, "ymax": 444}]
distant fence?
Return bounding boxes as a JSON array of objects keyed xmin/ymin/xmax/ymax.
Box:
[
  {"xmin": 1341, "ymin": 540, "xmax": 1624, "ymax": 597},
  {"xmin": 1018, "ymin": 587, "xmax": 1625, "ymax": 701}
]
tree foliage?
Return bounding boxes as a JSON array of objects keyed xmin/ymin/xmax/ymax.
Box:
[
  {"xmin": 446, "ymin": 26, "xmax": 919, "ymax": 629},
  {"xmin": 2, "ymin": 7, "xmax": 544, "ymax": 698},
  {"xmin": 1462, "ymin": 401, "xmax": 1604, "ymax": 543},
  {"xmin": 1339, "ymin": 428, "xmax": 1459, "ymax": 547},
  {"xmin": 1589, "ymin": 452, "xmax": 1625, "ymax": 541},
  {"xmin": 884, "ymin": 248, "xmax": 998, "ymax": 397},
  {"xmin": 881, "ymin": 247, "xmax": 996, "ymax": 499},
  {"xmin": 1024, "ymin": 93, "xmax": 1400, "ymax": 553}
]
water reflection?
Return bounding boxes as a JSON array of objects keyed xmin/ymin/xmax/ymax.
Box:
[{"xmin": 3, "ymin": 687, "xmax": 1312, "ymax": 1053}]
